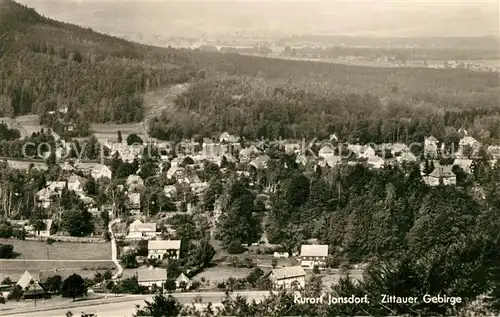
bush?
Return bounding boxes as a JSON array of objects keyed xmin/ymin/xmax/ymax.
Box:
[
  {"xmin": 1, "ymin": 277, "xmax": 12, "ymax": 285},
  {"xmin": 226, "ymin": 241, "xmax": 246, "ymax": 254},
  {"xmin": 0, "ymin": 244, "xmax": 15, "ymax": 259},
  {"xmin": 46, "ymin": 238, "xmax": 56, "ymax": 245}
]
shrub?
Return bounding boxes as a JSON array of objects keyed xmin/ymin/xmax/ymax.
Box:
[
  {"xmin": 226, "ymin": 241, "xmax": 246, "ymax": 254},
  {"xmin": 46, "ymin": 238, "xmax": 56, "ymax": 245}
]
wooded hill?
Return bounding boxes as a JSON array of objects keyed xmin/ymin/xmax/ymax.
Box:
[{"xmin": 0, "ymin": 0, "xmax": 196, "ymax": 130}]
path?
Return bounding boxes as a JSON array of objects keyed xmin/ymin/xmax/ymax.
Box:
[
  {"xmin": 108, "ymin": 218, "xmax": 122, "ymax": 279},
  {"xmin": 1, "ymin": 291, "xmax": 271, "ymax": 317}
]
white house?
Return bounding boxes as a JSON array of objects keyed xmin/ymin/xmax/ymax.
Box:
[
  {"xmin": 284, "ymin": 142, "xmax": 301, "ymax": 154},
  {"xmin": 163, "ymin": 185, "xmax": 177, "ymax": 198},
  {"xmin": 90, "ymin": 164, "xmax": 112, "ymax": 180},
  {"xmin": 423, "ymin": 165, "xmax": 456, "ymax": 187},
  {"xmin": 318, "ymin": 145, "xmax": 335, "ymax": 158},
  {"xmin": 268, "ymin": 266, "xmax": 306, "ymax": 289},
  {"xmin": 424, "ymin": 136, "xmax": 439, "ymax": 157},
  {"xmin": 137, "ymin": 268, "xmax": 168, "ymax": 288},
  {"xmin": 166, "ymin": 166, "xmax": 185, "ymax": 181},
  {"xmin": 219, "ymin": 132, "xmax": 239, "ymax": 143},
  {"xmin": 300, "ymin": 244, "xmax": 329, "ymax": 269},
  {"xmin": 147, "ymin": 239, "xmax": 181, "ymax": 260},
  {"xmin": 126, "ymin": 175, "xmax": 144, "ymax": 191},
  {"xmin": 367, "ymin": 155, "xmax": 385, "ymax": 169},
  {"xmin": 175, "ymin": 273, "xmax": 192, "ymax": 290},
  {"xmin": 397, "ymin": 152, "xmax": 417, "ymax": 163},
  {"xmin": 359, "ymin": 145, "xmax": 376, "ymax": 159},
  {"xmin": 390, "ymin": 143, "xmax": 410, "ymax": 156},
  {"xmin": 190, "ymin": 181, "xmax": 209, "ymax": 195},
  {"xmin": 250, "ymin": 154, "xmax": 270, "ymax": 169},
  {"xmin": 459, "ymin": 136, "xmax": 481, "ymax": 155},
  {"xmin": 127, "ymin": 220, "xmax": 157, "ymax": 240},
  {"xmin": 239, "ymin": 145, "xmax": 261, "ymax": 162},
  {"xmin": 26, "ymin": 219, "xmax": 53, "ymax": 237}
]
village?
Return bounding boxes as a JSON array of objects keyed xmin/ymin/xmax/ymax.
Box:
[{"xmin": 0, "ymin": 123, "xmax": 498, "ymax": 309}]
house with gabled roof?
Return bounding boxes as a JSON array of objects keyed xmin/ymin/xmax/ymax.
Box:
[
  {"xmin": 318, "ymin": 145, "xmax": 335, "ymax": 158},
  {"xmin": 453, "ymin": 159, "xmax": 473, "ymax": 174},
  {"xmin": 176, "ymin": 273, "xmax": 192, "ymax": 290},
  {"xmin": 300, "ymin": 244, "xmax": 329, "ymax": 269},
  {"xmin": 16, "ymin": 271, "xmax": 46, "ymax": 299},
  {"xmin": 127, "ymin": 220, "xmax": 157, "ymax": 240},
  {"xmin": 239, "ymin": 145, "xmax": 261, "ymax": 162},
  {"xmin": 90, "ymin": 164, "xmax": 112, "ymax": 180},
  {"xmin": 147, "ymin": 239, "xmax": 181, "ymax": 260},
  {"xmin": 424, "ymin": 136, "xmax": 439, "ymax": 157},
  {"xmin": 250, "ymin": 154, "xmax": 270, "ymax": 169},
  {"xmin": 423, "ymin": 165, "xmax": 456, "ymax": 186},
  {"xmin": 137, "ymin": 267, "xmax": 167, "ymax": 288}
]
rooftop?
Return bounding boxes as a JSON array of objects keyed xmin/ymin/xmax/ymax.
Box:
[
  {"xmin": 137, "ymin": 268, "xmax": 168, "ymax": 283},
  {"xmin": 271, "ymin": 266, "xmax": 306, "ymax": 280},
  {"xmin": 300, "ymin": 244, "xmax": 329, "ymax": 257}
]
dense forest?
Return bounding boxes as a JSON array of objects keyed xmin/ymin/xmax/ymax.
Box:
[{"xmin": 150, "ymin": 62, "xmax": 500, "ymax": 142}]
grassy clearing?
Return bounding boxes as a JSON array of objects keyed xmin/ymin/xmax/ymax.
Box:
[
  {"xmin": 192, "ymin": 267, "xmax": 253, "ymax": 284},
  {"xmin": 0, "ymin": 238, "xmax": 111, "ymax": 260}
]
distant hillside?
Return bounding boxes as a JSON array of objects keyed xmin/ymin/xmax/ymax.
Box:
[{"xmin": 0, "ymin": 0, "xmax": 196, "ymax": 136}]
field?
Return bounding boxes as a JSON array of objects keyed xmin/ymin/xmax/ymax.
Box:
[
  {"xmin": 0, "ymin": 261, "xmax": 115, "ymax": 282},
  {"xmin": 0, "ymin": 239, "xmax": 113, "ymax": 281}
]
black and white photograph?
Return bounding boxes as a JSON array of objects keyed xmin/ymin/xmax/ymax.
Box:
[{"xmin": 0, "ymin": 0, "xmax": 499, "ymax": 316}]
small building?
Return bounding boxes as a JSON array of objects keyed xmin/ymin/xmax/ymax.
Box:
[
  {"xmin": 175, "ymin": 273, "xmax": 192, "ymax": 290},
  {"xmin": 424, "ymin": 136, "xmax": 439, "ymax": 157},
  {"xmin": 67, "ymin": 175, "xmax": 86, "ymax": 194},
  {"xmin": 137, "ymin": 268, "xmax": 168, "ymax": 288},
  {"xmin": 26, "ymin": 219, "xmax": 53, "ymax": 237},
  {"xmin": 163, "ymin": 185, "xmax": 177, "ymax": 198},
  {"xmin": 367, "ymin": 155, "xmax": 385, "ymax": 169},
  {"xmin": 397, "ymin": 152, "xmax": 417, "ymax": 163},
  {"xmin": 239, "ymin": 145, "xmax": 261, "ymax": 162},
  {"xmin": 147, "ymin": 239, "xmax": 181, "ymax": 260},
  {"xmin": 90, "ymin": 164, "xmax": 112, "ymax": 180},
  {"xmin": 268, "ymin": 266, "xmax": 306, "ymax": 289},
  {"xmin": 318, "ymin": 145, "xmax": 335, "ymax": 158},
  {"xmin": 126, "ymin": 175, "xmax": 144, "ymax": 191},
  {"xmin": 127, "ymin": 220, "xmax": 157, "ymax": 240},
  {"xmin": 453, "ymin": 159, "xmax": 473, "ymax": 174},
  {"xmin": 250, "ymin": 154, "xmax": 270, "ymax": 170},
  {"xmin": 423, "ymin": 165, "xmax": 456, "ymax": 186},
  {"xmin": 300, "ymin": 244, "xmax": 328, "ymax": 269},
  {"xmin": 273, "ymin": 251, "xmax": 289, "ymax": 258}
]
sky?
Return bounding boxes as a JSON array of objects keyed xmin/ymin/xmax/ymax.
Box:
[{"xmin": 16, "ymin": 0, "xmax": 500, "ymax": 40}]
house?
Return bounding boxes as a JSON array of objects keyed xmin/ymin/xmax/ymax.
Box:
[
  {"xmin": 359, "ymin": 145, "xmax": 376, "ymax": 159},
  {"xmin": 367, "ymin": 155, "xmax": 385, "ymax": 169},
  {"xmin": 128, "ymin": 192, "xmax": 141, "ymax": 211},
  {"xmin": 137, "ymin": 268, "xmax": 168, "ymax": 288},
  {"xmin": 166, "ymin": 166, "xmax": 185, "ymax": 181},
  {"xmin": 318, "ymin": 145, "xmax": 335, "ymax": 158},
  {"xmin": 397, "ymin": 152, "xmax": 417, "ymax": 163},
  {"xmin": 423, "ymin": 165, "xmax": 456, "ymax": 186},
  {"xmin": 219, "ymin": 132, "xmax": 239, "ymax": 143},
  {"xmin": 147, "ymin": 239, "xmax": 181, "ymax": 260},
  {"xmin": 325, "ymin": 155, "xmax": 341, "ymax": 167},
  {"xmin": 16, "ymin": 271, "xmax": 47, "ymax": 299},
  {"xmin": 268, "ymin": 266, "xmax": 306, "ymax": 289},
  {"xmin": 453, "ymin": 159, "xmax": 473, "ymax": 174},
  {"xmin": 67, "ymin": 175, "xmax": 86, "ymax": 194},
  {"xmin": 239, "ymin": 145, "xmax": 261, "ymax": 162},
  {"xmin": 175, "ymin": 273, "xmax": 192, "ymax": 290},
  {"xmin": 300, "ymin": 244, "xmax": 329, "ymax": 269},
  {"xmin": 487, "ymin": 146, "xmax": 500, "ymax": 160},
  {"xmin": 7, "ymin": 160, "xmax": 48, "ymax": 171},
  {"xmin": 126, "ymin": 175, "xmax": 144, "ymax": 191},
  {"xmin": 26, "ymin": 219, "xmax": 53, "ymax": 237},
  {"xmin": 459, "ymin": 136, "xmax": 481, "ymax": 155},
  {"xmin": 424, "ymin": 136, "xmax": 439, "ymax": 157},
  {"xmin": 36, "ymin": 188, "xmax": 55, "ymax": 208},
  {"xmin": 284, "ymin": 141, "xmax": 301, "ymax": 154},
  {"xmin": 163, "ymin": 185, "xmax": 177, "ymax": 198},
  {"xmin": 295, "ymin": 154, "xmax": 308, "ymax": 166},
  {"xmin": 127, "ymin": 220, "xmax": 157, "ymax": 240},
  {"xmin": 190, "ymin": 181, "xmax": 209, "ymax": 195},
  {"xmin": 390, "ymin": 143, "xmax": 409, "ymax": 156},
  {"xmin": 273, "ymin": 251, "xmax": 289, "ymax": 258},
  {"xmin": 90, "ymin": 164, "xmax": 112, "ymax": 180},
  {"xmin": 250, "ymin": 154, "xmax": 270, "ymax": 169}
]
